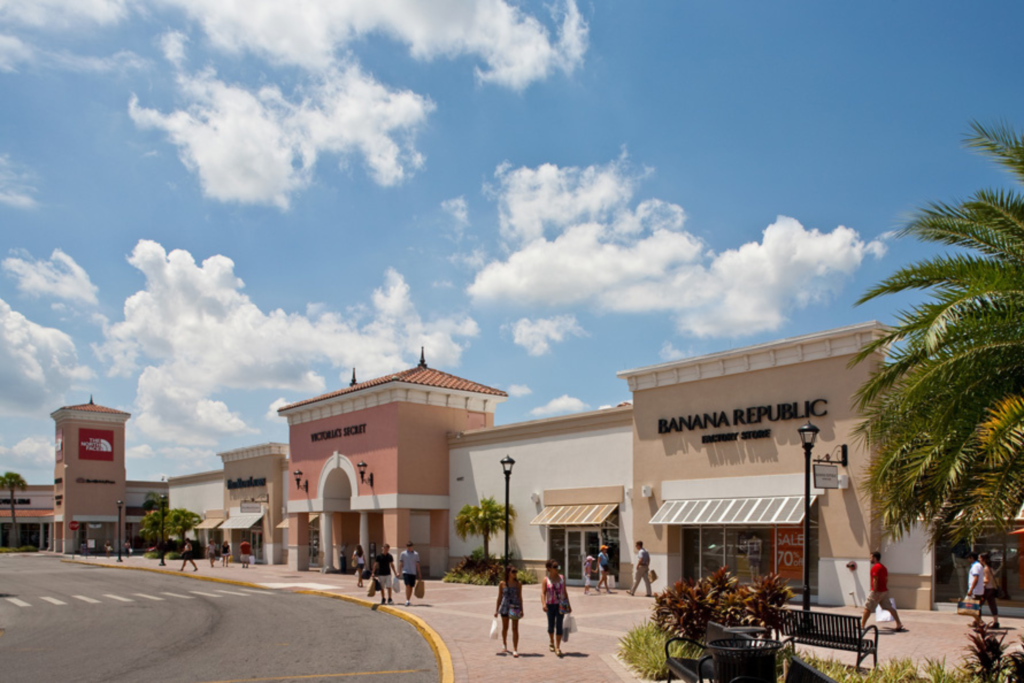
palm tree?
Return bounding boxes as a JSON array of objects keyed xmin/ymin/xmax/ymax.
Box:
[
  {"xmin": 140, "ymin": 491, "xmax": 168, "ymax": 557},
  {"xmin": 164, "ymin": 508, "xmax": 201, "ymax": 545},
  {"xmin": 0, "ymin": 472, "xmax": 28, "ymax": 548},
  {"xmin": 454, "ymin": 496, "xmax": 516, "ymax": 559},
  {"xmin": 854, "ymin": 121, "xmax": 1024, "ymax": 543}
]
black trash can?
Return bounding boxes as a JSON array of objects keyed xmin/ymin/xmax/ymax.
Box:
[{"xmin": 706, "ymin": 638, "xmax": 782, "ymax": 683}]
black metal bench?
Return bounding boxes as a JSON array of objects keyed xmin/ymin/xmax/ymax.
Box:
[
  {"xmin": 729, "ymin": 655, "xmax": 839, "ymax": 683},
  {"xmin": 665, "ymin": 622, "xmax": 755, "ymax": 683},
  {"xmin": 779, "ymin": 610, "xmax": 878, "ymax": 669}
]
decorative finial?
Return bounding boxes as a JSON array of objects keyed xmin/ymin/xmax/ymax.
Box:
[
  {"xmin": 418, "ymin": 347, "xmax": 427, "ymax": 369},
  {"xmin": 350, "ymin": 369, "xmax": 357, "ymax": 386},
  {"xmin": 89, "ymin": 395, "xmax": 94, "ymax": 405}
]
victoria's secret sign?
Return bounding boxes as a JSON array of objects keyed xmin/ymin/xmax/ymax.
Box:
[
  {"xmin": 658, "ymin": 399, "xmax": 827, "ymax": 435},
  {"xmin": 310, "ymin": 423, "xmax": 367, "ymax": 443}
]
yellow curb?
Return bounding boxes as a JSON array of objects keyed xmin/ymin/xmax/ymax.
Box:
[
  {"xmin": 297, "ymin": 590, "xmax": 454, "ymax": 683},
  {"xmin": 60, "ymin": 559, "xmax": 270, "ymax": 591},
  {"xmin": 61, "ymin": 560, "xmax": 452, "ymax": 683}
]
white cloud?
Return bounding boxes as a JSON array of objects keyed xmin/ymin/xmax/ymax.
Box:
[
  {"xmin": 94, "ymin": 240, "xmax": 479, "ymax": 445},
  {"xmin": 161, "ymin": 0, "xmax": 587, "ymax": 90},
  {"xmin": 529, "ymin": 394, "xmax": 589, "ymax": 417},
  {"xmin": 3, "ymin": 248, "xmax": 99, "ymax": 304},
  {"xmin": 0, "ymin": 298, "xmax": 94, "ymax": 416},
  {"xmin": 127, "ymin": 443, "xmax": 155, "ymax": 460},
  {"xmin": 130, "ymin": 63, "xmax": 434, "ymax": 208},
  {"xmin": 442, "ymin": 196, "xmax": 469, "ymax": 232},
  {"xmin": 509, "ymin": 314, "xmax": 586, "ymax": 356},
  {"xmin": 0, "ymin": 34, "xmax": 33, "ymax": 72},
  {"xmin": 0, "ymin": 0, "xmax": 132, "ymax": 30},
  {"xmin": 659, "ymin": 341, "xmax": 689, "ymax": 362},
  {"xmin": 469, "ymin": 158, "xmax": 886, "ymax": 339},
  {"xmin": 0, "ymin": 435, "xmax": 52, "ymax": 466},
  {"xmin": 266, "ymin": 398, "xmax": 289, "ymax": 422},
  {"xmin": 0, "ymin": 154, "xmax": 38, "ymax": 208},
  {"xmin": 507, "ymin": 384, "xmax": 531, "ymax": 398},
  {"xmin": 159, "ymin": 30, "xmax": 188, "ymax": 68}
]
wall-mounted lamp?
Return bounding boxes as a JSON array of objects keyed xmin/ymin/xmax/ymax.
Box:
[
  {"xmin": 357, "ymin": 461, "xmax": 374, "ymax": 488},
  {"xmin": 530, "ymin": 491, "xmax": 540, "ymax": 504},
  {"xmin": 293, "ymin": 469, "xmax": 308, "ymax": 493}
]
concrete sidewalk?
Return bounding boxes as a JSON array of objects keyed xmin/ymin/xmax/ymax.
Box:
[{"xmin": 59, "ymin": 554, "xmax": 1024, "ymax": 681}]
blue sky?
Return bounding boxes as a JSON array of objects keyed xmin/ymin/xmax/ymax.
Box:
[{"xmin": 2, "ymin": 1, "xmax": 1022, "ymax": 484}]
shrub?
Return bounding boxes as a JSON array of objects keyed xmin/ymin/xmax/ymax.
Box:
[
  {"xmin": 618, "ymin": 621, "xmax": 699, "ymax": 681},
  {"xmin": 0, "ymin": 545, "xmax": 38, "ymax": 553},
  {"xmin": 653, "ymin": 567, "xmax": 794, "ymax": 641},
  {"xmin": 442, "ymin": 556, "xmax": 538, "ymax": 585}
]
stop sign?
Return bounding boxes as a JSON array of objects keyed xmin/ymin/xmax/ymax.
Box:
[{"xmin": 69, "ymin": 521, "xmax": 80, "ymax": 531}]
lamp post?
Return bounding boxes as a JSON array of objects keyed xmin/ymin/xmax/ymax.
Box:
[
  {"xmin": 158, "ymin": 493, "xmax": 167, "ymax": 567},
  {"xmin": 116, "ymin": 499, "xmax": 123, "ymax": 562},
  {"xmin": 798, "ymin": 421, "xmax": 819, "ymax": 612},
  {"xmin": 501, "ymin": 455, "xmax": 515, "ymax": 577}
]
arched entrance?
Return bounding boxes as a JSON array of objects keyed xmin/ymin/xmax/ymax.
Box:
[{"xmin": 314, "ymin": 454, "xmax": 358, "ymax": 572}]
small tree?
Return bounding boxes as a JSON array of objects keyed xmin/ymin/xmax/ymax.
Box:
[
  {"xmin": 454, "ymin": 496, "xmax": 516, "ymax": 560},
  {"xmin": 164, "ymin": 508, "xmax": 201, "ymax": 545},
  {"xmin": 0, "ymin": 472, "xmax": 28, "ymax": 548}
]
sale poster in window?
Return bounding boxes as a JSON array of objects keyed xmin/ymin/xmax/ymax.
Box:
[{"xmin": 775, "ymin": 525, "xmax": 804, "ymax": 580}]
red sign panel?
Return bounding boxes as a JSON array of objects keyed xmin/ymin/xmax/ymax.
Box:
[
  {"xmin": 79, "ymin": 429, "xmax": 114, "ymax": 461},
  {"xmin": 775, "ymin": 525, "xmax": 804, "ymax": 580},
  {"xmin": 69, "ymin": 521, "xmax": 80, "ymax": 531}
]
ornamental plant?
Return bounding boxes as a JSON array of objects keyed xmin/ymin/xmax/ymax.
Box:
[{"xmin": 652, "ymin": 567, "xmax": 794, "ymax": 641}]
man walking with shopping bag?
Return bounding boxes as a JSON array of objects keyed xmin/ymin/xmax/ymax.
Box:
[
  {"xmin": 629, "ymin": 540, "xmax": 652, "ymax": 597},
  {"xmin": 861, "ymin": 551, "xmax": 906, "ymax": 632}
]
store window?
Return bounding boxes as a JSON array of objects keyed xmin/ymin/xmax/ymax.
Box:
[
  {"xmin": 546, "ymin": 509, "xmax": 620, "ymax": 585},
  {"xmin": 935, "ymin": 531, "xmax": 1022, "ymax": 604},
  {"xmin": 678, "ymin": 505, "xmax": 819, "ymax": 592}
]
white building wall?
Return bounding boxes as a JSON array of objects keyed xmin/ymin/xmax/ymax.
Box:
[
  {"xmin": 449, "ymin": 421, "xmax": 633, "ymax": 565},
  {"xmin": 170, "ymin": 478, "xmax": 224, "ymax": 516}
]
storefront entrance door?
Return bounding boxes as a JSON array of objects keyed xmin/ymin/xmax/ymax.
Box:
[
  {"xmin": 551, "ymin": 528, "xmax": 602, "ymax": 585},
  {"xmin": 251, "ymin": 529, "xmax": 263, "ymax": 564}
]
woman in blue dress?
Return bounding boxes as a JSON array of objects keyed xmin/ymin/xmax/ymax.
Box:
[{"xmin": 494, "ymin": 566, "xmax": 524, "ymax": 657}]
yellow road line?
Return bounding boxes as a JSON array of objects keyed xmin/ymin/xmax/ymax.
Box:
[{"xmin": 197, "ymin": 670, "xmax": 425, "ymax": 683}]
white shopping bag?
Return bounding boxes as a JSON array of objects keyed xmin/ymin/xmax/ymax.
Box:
[
  {"xmin": 393, "ymin": 574, "xmax": 401, "ymax": 592},
  {"xmin": 562, "ymin": 613, "xmax": 576, "ymax": 642},
  {"xmin": 489, "ymin": 617, "xmax": 500, "ymax": 640},
  {"xmin": 875, "ymin": 598, "xmax": 895, "ymax": 623}
]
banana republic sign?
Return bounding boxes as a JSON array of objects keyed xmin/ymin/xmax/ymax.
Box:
[{"xmin": 658, "ymin": 398, "xmax": 828, "ymax": 436}]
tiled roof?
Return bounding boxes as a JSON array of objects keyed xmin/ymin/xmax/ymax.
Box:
[
  {"xmin": 0, "ymin": 509, "xmax": 53, "ymax": 518},
  {"xmin": 280, "ymin": 364, "xmax": 507, "ymax": 412},
  {"xmin": 58, "ymin": 400, "xmax": 130, "ymax": 415}
]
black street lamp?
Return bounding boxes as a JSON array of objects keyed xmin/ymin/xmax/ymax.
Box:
[
  {"xmin": 501, "ymin": 455, "xmax": 515, "ymax": 577},
  {"xmin": 116, "ymin": 499, "xmax": 123, "ymax": 562},
  {"xmin": 798, "ymin": 421, "xmax": 819, "ymax": 612},
  {"xmin": 158, "ymin": 493, "xmax": 167, "ymax": 567}
]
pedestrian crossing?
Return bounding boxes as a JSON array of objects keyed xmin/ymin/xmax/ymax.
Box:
[{"xmin": 3, "ymin": 588, "xmax": 271, "ymax": 609}]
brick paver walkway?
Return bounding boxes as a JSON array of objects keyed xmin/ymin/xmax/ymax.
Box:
[{"xmin": 59, "ymin": 554, "xmax": 1024, "ymax": 681}]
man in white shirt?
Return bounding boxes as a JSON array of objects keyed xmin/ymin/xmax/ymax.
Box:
[
  {"xmin": 399, "ymin": 541, "xmax": 422, "ymax": 606},
  {"xmin": 967, "ymin": 551, "xmax": 986, "ymax": 626},
  {"xmin": 630, "ymin": 540, "xmax": 652, "ymax": 597}
]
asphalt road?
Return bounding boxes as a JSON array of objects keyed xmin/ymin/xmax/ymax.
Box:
[{"xmin": 0, "ymin": 554, "xmax": 438, "ymax": 683}]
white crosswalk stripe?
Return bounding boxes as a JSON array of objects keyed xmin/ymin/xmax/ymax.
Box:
[
  {"xmin": 160, "ymin": 592, "xmax": 194, "ymax": 599},
  {"xmin": 236, "ymin": 588, "xmax": 271, "ymax": 595},
  {"xmin": 40, "ymin": 597, "xmax": 67, "ymax": 605},
  {"xmin": 189, "ymin": 591, "xmax": 222, "ymax": 598},
  {"xmin": 5, "ymin": 597, "xmax": 32, "ymax": 607},
  {"xmin": 133, "ymin": 593, "xmax": 164, "ymax": 601},
  {"xmin": 73, "ymin": 595, "xmax": 101, "ymax": 604},
  {"xmin": 103, "ymin": 594, "xmax": 134, "ymax": 602},
  {"xmin": 212, "ymin": 589, "xmax": 250, "ymax": 596}
]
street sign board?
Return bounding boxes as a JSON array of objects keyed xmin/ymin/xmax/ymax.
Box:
[
  {"xmin": 813, "ymin": 464, "xmax": 839, "ymax": 489},
  {"xmin": 69, "ymin": 521, "xmax": 80, "ymax": 531}
]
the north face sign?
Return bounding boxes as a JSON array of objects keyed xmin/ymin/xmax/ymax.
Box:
[{"xmin": 79, "ymin": 429, "xmax": 114, "ymax": 461}]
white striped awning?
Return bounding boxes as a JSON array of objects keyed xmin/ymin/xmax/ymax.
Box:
[
  {"xmin": 218, "ymin": 512, "xmax": 264, "ymax": 530},
  {"xmin": 649, "ymin": 496, "xmax": 814, "ymax": 526},
  {"xmin": 194, "ymin": 518, "xmax": 224, "ymax": 529},
  {"xmin": 531, "ymin": 504, "xmax": 617, "ymax": 526}
]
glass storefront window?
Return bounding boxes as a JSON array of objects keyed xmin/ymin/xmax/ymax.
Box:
[
  {"xmin": 701, "ymin": 527, "xmax": 725, "ymax": 576},
  {"xmin": 678, "ymin": 504, "xmax": 818, "ymax": 594},
  {"xmin": 935, "ymin": 531, "xmax": 1022, "ymax": 604}
]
